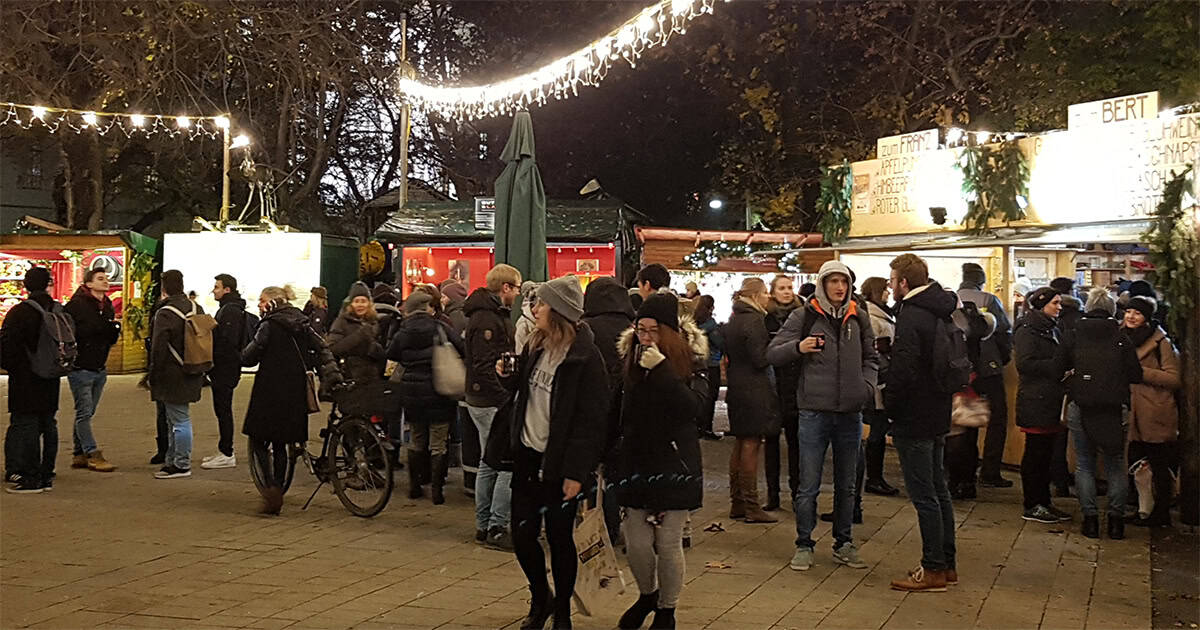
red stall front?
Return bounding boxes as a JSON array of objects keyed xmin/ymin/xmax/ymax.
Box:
[{"xmin": 398, "ymin": 242, "xmax": 617, "ymax": 297}]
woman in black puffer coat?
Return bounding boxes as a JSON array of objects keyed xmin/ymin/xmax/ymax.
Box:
[
  {"xmin": 763, "ymin": 275, "xmax": 802, "ymax": 511},
  {"xmin": 387, "ymin": 291, "xmax": 465, "ymax": 505},
  {"xmin": 1014, "ymin": 287, "xmax": 1069, "ymax": 524},
  {"xmin": 614, "ymin": 293, "xmax": 704, "ymax": 630}
]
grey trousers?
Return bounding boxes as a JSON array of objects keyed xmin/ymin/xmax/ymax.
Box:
[{"xmin": 623, "ymin": 508, "xmax": 688, "ymax": 609}]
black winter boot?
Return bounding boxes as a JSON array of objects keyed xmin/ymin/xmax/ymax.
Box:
[
  {"xmin": 649, "ymin": 608, "xmax": 676, "ymax": 629},
  {"xmin": 406, "ymin": 450, "xmax": 425, "ymax": 499},
  {"xmin": 1108, "ymin": 516, "xmax": 1125, "ymax": 540},
  {"xmin": 520, "ymin": 590, "xmax": 552, "ymax": 630},
  {"xmin": 619, "ymin": 591, "xmax": 658, "ymax": 629},
  {"xmin": 430, "ymin": 453, "xmax": 448, "ymax": 505},
  {"xmin": 1081, "ymin": 515, "xmax": 1099, "ymax": 539}
]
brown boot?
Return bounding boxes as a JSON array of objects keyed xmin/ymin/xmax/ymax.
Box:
[
  {"xmin": 71, "ymin": 454, "xmax": 89, "ymax": 469},
  {"xmin": 729, "ymin": 465, "xmax": 745, "ymax": 519},
  {"xmin": 259, "ymin": 486, "xmax": 283, "ymax": 515},
  {"xmin": 740, "ymin": 475, "xmax": 778, "ymax": 523},
  {"xmin": 86, "ymin": 451, "xmax": 116, "ymax": 472},
  {"xmin": 890, "ymin": 566, "xmax": 947, "ymax": 592},
  {"xmin": 945, "ymin": 568, "xmax": 958, "ymax": 585}
]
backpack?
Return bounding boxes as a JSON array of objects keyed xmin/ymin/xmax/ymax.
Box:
[
  {"xmin": 161, "ymin": 303, "xmax": 218, "ymax": 374},
  {"xmin": 932, "ymin": 317, "xmax": 972, "ymax": 393},
  {"xmin": 216, "ymin": 303, "xmax": 259, "ymax": 352},
  {"xmin": 1067, "ymin": 326, "xmax": 1133, "ymax": 408},
  {"xmin": 25, "ymin": 299, "xmax": 77, "ymax": 378}
]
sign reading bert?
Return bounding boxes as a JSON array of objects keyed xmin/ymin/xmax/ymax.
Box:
[{"xmin": 1068, "ymin": 91, "xmax": 1159, "ymax": 130}]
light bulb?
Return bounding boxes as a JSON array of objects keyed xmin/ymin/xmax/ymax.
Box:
[
  {"xmin": 617, "ymin": 25, "xmax": 635, "ymax": 48},
  {"xmin": 975, "ymin": 131, "xmax": 990, "ymax": 143},
  {"xmin": 637, "ymin": 12, "xmax": 656, "ymax": 36},
  {"xmin": 81, "ymin": 112, "xmax": 97, "ymax": 126},
  {"xmin": 30, "ymin": 106, "xmax": 46, "ymax": 120},
  {"xmin": 672, "ymin": 0, "xmax": 692, "ymax": 15},
  {"xmin": 129, "ymin": 114, "xmax": 145, "ymax": 127},
  {"xmin": 214, "ymin": 116, "xmax": 230, "ymax": 129},
  {"xmin": 176, "ymin": 116, "xmax": 191, "ymax": 128},
  {"xmin": 946, "ymin": 128, "xmax": 964, "ymax": 144},
  {"xmin": 229, "ymin": 134, "xmax": 250, "ymax": 149}
]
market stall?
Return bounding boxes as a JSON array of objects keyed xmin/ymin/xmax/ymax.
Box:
[{"xmin": 0, "ymin": 231, "xmax": 158, "ymax": 373}]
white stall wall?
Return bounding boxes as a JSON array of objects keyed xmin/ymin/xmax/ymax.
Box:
[{"xmin": 163, "ymin": 232, "xmax": 322, "ymax": 315}]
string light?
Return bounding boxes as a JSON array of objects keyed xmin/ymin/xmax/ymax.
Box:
[
  {"xmin": 943, "ymin": 127, "xmax": 1030, "ymax": 149},
  {"xmin": 229, "ymin": 133, "xmax": 251, "ymax": 149},
  {"xmin": 398, "ymin": 0, "xmax": 720, "ymax": 119},
  {"xmin": 0, "ymin": 102, "xmax": 236, "ymax": 140}
]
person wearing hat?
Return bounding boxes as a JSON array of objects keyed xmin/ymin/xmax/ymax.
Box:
[
  {"xmin": 387, "ymin": 290, "xmax": 466, "ymax": 504},
  {"xmin": 438, "ymin": 279, "xmax": 470, "ymax": 335},
  {"xmin": 2, "ymin": 267, "xmax": 62, "ymax": 493},
  {"xmin": 614, "ymin": 292, "xmax": 706, "ymax": 630},
  {"xmin": 302, "ymin": 287, "xmax": 329, "ymax": 336},
  {"xmin": 1014, "ymin": 286, "xmax": 1072, "ymax": 525},
  {"xmin": 493, "ymin": 275, "xmax": 608, "ymax": 630},
  {"xmin": 326, "ymin": 282, "xmax": 384, "ymax": 386},
  {"xmin": 1123, "ymin": 295, "xmax": 1181, "ymax": 528}
]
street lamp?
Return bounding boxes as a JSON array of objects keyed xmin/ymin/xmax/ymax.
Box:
[
  {"xmin": 220, "ymin": 119, "xmax": 251, "ymax": 223},
  {"xmin": 708, "ymin": 198, "xmax": 724, "ymax": 210}
]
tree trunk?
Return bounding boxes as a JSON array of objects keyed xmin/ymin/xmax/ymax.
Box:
[
  {"xmin": 61, "ymin": 134, "xmax": 104, "ymax": 229},
  {"xmin": 59, "ymin": 144, "xmax": 75, "ymax": 228}
]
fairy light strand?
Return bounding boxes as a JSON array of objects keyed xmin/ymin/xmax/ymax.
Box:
[
  {"xmin": 0, "ymin": 102, "xmax": 233, "ymax": 140},
  {"xmin": 398, "ymin": 0, "xmax": 724, "ymax": 119}
]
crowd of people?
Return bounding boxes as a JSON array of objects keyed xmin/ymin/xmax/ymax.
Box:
[{"xmin": 0, "ymin": 252, "xmax": 1183, "ymax": 628}]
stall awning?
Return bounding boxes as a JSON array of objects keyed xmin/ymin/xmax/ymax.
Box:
[{"xmin": 834, "ymin": 220, "xmax": 1153, "ymax": 252}]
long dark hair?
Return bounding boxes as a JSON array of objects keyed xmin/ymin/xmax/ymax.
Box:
[{"xmin": 694, "ymin": 295, "xmax": 715, "ymax": 324}]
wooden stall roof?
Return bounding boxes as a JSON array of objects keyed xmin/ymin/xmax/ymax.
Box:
[
  {"xmin": 636, "ymin": 226, "xmax": 824, "ymax": 247},
  {"xmin": 1, "ymin": 230, "xmax": 158, "ymax": 255}
]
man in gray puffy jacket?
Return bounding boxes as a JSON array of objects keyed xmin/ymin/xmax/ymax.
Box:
[{"xmin": 767, "ymin": 260, "xmax": 878, "ymax": 572}]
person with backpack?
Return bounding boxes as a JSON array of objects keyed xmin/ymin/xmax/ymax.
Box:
[
  {"xmin": 883, "ymin": 254, "xmax": 962, "ymax": 592},
  {"xmin": 957, "ymin": 263, "xmax": 1015, "ymax": 492},
  {"xmin": 1123, "ymin": 296, "xmax": 1181, "ymax": 528},
  {"xmin": 614, "ymin": 293, "xmax": 705, "ymax": 630},
  {"xmin": 388, "ymin": 291, "xmax": 466, "ymax": 505},
  {"xmin": 1014, "ymin": 287, "xmax": 1072, "ymax": 524},
  {"xmin": 64, "ymin": 268, "xmax": 120, "ymax": 474},
  {"xmin": 241, "ymin": 285, "xmax": 342, "ymax": 514},
  {"xmin": 2, "ymin": 267, "xmax": 66, "ymax": 494},
  {"xmin": 148, "ymin": 269, "xmax": 211, "ymax": 479},
  {"xmin": 201, "ymin": 273, "xmax": 251, "ymax": 471},
  {"xmin": 767, "ymin": 261, "xmax": 878, "ymax": 571},
  {"xmin": 763, "ymin": 275, "xmax": 802, "ymax": 512},
  {"xmin": 372, "ymin": 282, "xmax": 404, "ymax": 349},
  {"xmin": 1057, "ymin": 288, "xmax": 1142, "ymax": 539}
]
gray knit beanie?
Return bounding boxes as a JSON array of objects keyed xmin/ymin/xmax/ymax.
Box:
[{"xmin": 537, "ymin": 275, "xmax": 584, "ymax": 323}]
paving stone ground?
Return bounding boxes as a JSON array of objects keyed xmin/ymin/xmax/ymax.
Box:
[{"xmin": 1, "ymin": 375, "xmax": 1164, "ymax": 629}]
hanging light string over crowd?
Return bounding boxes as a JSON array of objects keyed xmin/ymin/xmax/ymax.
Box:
[
  {"xmin": 398, "ymin": 0, "xmax": 724, "ymax": 119},
  {"xmin": 0, "ymin": 102, "xmax": 248, "ymax": 145}
]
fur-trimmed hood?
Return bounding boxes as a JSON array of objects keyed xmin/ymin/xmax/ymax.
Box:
[{"xmin": 617, "ymin": 314, "xmax": 709, "ymax": 367}]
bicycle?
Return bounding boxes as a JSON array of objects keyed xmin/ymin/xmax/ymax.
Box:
[{"xmin": 248, "ymin": 383, "xmax": 395, "ymax": 517}]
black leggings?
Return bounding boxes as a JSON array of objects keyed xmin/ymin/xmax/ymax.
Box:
[
  {"xmin": 1021, "ymin": 432, "xmax": 1059, "ymax": 509},
  {"xmin": 249, "ymin": 438, "xmax": 290, "ymax": 493},
  {"xmin": 511, "ymin": 447, "xmax": 579, "ymax": 619},
  {"xmin": 700, "ymin": 366, "xmax": 721, "ymax": 434}
]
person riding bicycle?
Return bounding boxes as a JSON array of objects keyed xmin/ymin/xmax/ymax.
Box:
[{"xmin": 241, "ymin": 285, "xmax": 342, "ymax": 515}]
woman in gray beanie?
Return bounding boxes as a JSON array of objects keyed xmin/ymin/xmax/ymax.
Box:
[{"xmin": 492, "ymin": 275, "xmax": 609, "ymax": 630}]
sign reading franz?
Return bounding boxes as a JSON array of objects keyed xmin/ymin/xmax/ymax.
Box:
[
  {"xmin": 1067, "ymin": 91, "xmax": 1159, "ymax": 130},
  {"xmin": 857, "ymin": 129, "xmax": 941, "ymax": 218}
]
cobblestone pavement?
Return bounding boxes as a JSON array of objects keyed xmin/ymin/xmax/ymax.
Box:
[{"xmin": 2, "ymin": 375, "xmax": 1158, "ymax": 629}]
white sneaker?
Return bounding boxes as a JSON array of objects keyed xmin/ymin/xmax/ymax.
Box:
[{"xmin": 200, "ymin": 454, "xmax": 236, "ymax": 470}]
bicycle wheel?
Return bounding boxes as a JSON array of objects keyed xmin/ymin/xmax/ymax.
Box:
[
  {"xmin": 248, "ymin": 438, "xmax": 298, "ymax": 495},
  {"xmin": 329, "ymin": 417, "xmax": 394, "ymax": 517}
]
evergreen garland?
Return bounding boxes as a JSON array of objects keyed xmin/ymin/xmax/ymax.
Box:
[
  {"xmin": 957, "ymin": 141, "xmax": 1030, "ymax": 235},
  {"xmin": 683, "ymin": 240, "xmax": 805, "ymax": 273},
  {"xmin": 1142, "ymin": 166, "xmax": 1196, "ymax": 338},
  {"xmin": 816, "ymin": 160, "xmax": 853, "ymax": 244}
]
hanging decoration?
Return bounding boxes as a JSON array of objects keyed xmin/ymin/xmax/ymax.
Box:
[
  {"xmin": 957, "ymin": 140, "xmax": 1030, "ymax": 235},
  {"xmin": 1142, "ymin": 166, "xmax": 1196, "ymax": 338},
  {"xmin": 683, "ymin": 240, "xmax": 806, "ymax": 273},
  {"xmin": 0, "ymin": 102, "xmax": 233, "ymax": 140},
  {"xmin": 398, "ymin": 0, "xmax": 722, "ymax": 119},
  {"xmin": 815, "ymin": 160, "xmax": 853, "ymax": 245}
]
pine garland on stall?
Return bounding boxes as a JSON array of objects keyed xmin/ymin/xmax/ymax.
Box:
[
  {"xmin": 1142, "ymin": 166, "xmax": 1196, "ymax": 340},
  {"xmin": 815, "ymin": 161, "xmax": 852, "ymax": 244},
  {"xmin": 957, "ymin": 141, "xmax": 1030, "ymax": 235}
]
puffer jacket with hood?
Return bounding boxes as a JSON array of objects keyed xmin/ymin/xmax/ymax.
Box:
[
  {"xmin": 326, "ymin": 309, "xmax": 384, "ymax": 384},
  {"xmin": 1013, "ymin": 310, "xmax": 1063, "ymax": 430},
  {"xmin": 767, "ymin": 261, "xmax": 879, "ymax": 414},
  {"xmin": 463, "ymin": 287, "xmax": 516, "ymax": 408},
  {"xmin": 885, "ymin": 281, "xmax": 960, "ymax": 439},
  {"xmin": 957, "ymin": 282, "xmax": 1012, "ymax": 378},
  {"xmin": 387, "ymin": 311, "xmax": 467, "ymax": 417}
]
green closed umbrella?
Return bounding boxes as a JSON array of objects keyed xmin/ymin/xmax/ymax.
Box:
[{"xmin": 494, "ymin": 111, "xmax": 548, "ymax": 283}]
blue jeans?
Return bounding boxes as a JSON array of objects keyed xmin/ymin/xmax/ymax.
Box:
[
  {"xmin": 468, "ymin": 405, "xmax": 512, "ymax": 531},
  {"xmin": 162, "ymin": 403, "xmax": 192, "ymax": 470},
  {"xmin": 6, "ymin": 412, "xmax": 57, "ymax": 483},
  {"xmin": 68, "ymin": 369, "xmax": 107, "ymax": 455},
  {"xmin": 794, "ymin": 410, "xmax": 861, "ymax": 550},
  {"xmin": 1067, "ymin": 402, "xmax": 1128, "ymax": 518},
  {"xmin": 894, "ymin": 435, "xmax": 956, "ymax": 572}
]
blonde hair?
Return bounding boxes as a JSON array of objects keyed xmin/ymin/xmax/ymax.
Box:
[
  {"xmin": 261, "ymin": 285, "xmax": 296, "ymax": 302},
  {"xmin": 343, "ymin": 295, "xmax": 379, "ymax": 321},
  {"xmin": 486, "ymin": 264, "xmax": 522, "ymax": 293},
  {"xmin": 734, "ymin": 277, "xmax": 767, "ymax": 301},
  {"xmin": 528, "ymin": 303, "xmax": 576, "ymax": 356},
  {"xmin": 309, "ymin": 286, "xmax": 328, "ymax": 309}
]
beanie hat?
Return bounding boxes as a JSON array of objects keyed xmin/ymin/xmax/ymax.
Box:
[
  {"xmin": 403, "ymin": 291, "xmax": 434, "ymax": 315},
  {"xmin": 348, "ymin": 282, "xmax": 371, "ymax": 301},
  {"xmin": 1027, "ymin": 287, "xmax": 1058, "ymax": 312},
  {"xmin": 23, "ymin": 266, "xmax": 51, "ymax": 292},
  {"xmin": 1127, "ymin": 296, "xmax": 1156, "ymax": 323},
  {"xmin": 1127, "ymin": 280, "xmax": 1155, "ymax": 299},
  {"xmin": 537, "ymin": 275, "xmax": 584, "ymax": 323},
  {"xmin": 962, "ymin": 263, "xmax": 986, "ymax": 288},
  {"xmin": 1084, "ymin": 287, "xmax": 1116, "ymax": 316},
  {"xmin": 636, "ymin": 293, "xmax": 680, "ymax": 332},
  {"xmin": 371, "ymin": 282, "xmax": 396, "ymax": 301},
  {"xmin": 1049, "ymin": 277, "xmax": 1075, "ymax": 295},
  {"xmin": 440, "ymin": 281, "xmax": 468, "ymax": 303}
]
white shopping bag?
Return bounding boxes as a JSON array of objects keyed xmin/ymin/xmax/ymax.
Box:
[{"xmin": 572, "ymin": 474, "xmax": 626, "ymax": 616}]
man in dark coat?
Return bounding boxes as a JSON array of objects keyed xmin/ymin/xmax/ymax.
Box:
[
  {"xmin": 957, "ymin": 263, "xmax": 1014, "ymax": 491},
  {"xmin": 767, "ymin": 260, "xmax": 878, "ymax": 572},
  {"xmin": 2, "ymin": 267, "xmax": 62, "ymax": 493},
  {"xmin": 148, "ymin": 269, "xmax": 205, "ymax": 478},
  {"xmin": 202, "ymin": 273, "xmax": 247, "ymax": 470},
  {"xmin": 463, "ymin": 263, "xmax": 521, "ymax": 549},
  {"xmin": 64, "ymin": 268, "xmax": 120, "ymax": 473},
  {"xmin": 1048, "ymin": 276, "xmax": 1079, "ymax": 497},
  {"xmin": 885, "ymin": 254, "xmax": 960, "ymax": 593}
]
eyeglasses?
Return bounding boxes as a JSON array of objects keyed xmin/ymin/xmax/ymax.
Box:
[{"xmin": 635, "ymin": 326, "xmax": 659, "ymax": 336}]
